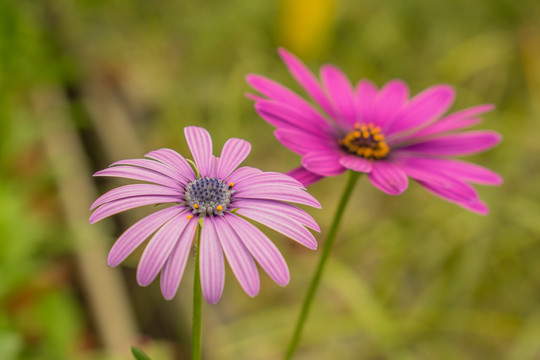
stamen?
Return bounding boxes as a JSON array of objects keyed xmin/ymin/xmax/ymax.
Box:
[
  {"xmin": 339, "ymin": 123, "xmax": 390, "ymax": 160},
  {"xmin": 184, "ymin": 177, "xmax": 234, "ymax": 217}
]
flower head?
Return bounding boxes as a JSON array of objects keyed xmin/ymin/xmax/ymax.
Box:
[
  {"xmin": 247, "ymin": 48, "xmax": 502, "ymax": 214},
  {"xmin": 90, "ymin": 126, "xmax": 320, "ymax": 303}
]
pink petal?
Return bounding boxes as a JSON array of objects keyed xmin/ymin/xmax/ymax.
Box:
[
  {"xmin": 107, "ymin": 206, "xmax": 184, "ymax": 267},
  {"xmin": 216, "ymin": 138, "xmax": 251, "ymax": 180},
  {"xmin": 200, "ymin": 217, "xmax": 225, "ymax": 304},
  {"xmin": 403, "ymin": 131, "xmax": 502, "ymax": 156},
  {"xmin": 245, "ymin": 92, "xmax": 265, "ymax": 102},
  {"xmin": 234, "ymin": 206, "xmax": 318, "ymax": 250},
  {"xmin": 89, "ymin": 196, "xmax": 182, "ymax": 224},
  {"xmin": 418, "ymin": 180, "xmax": 486, "ymax": 214},
  {"xmin": 184, "ymin": 126, "xmax": 213, "ymax": 177},
  {"xmin": 225, "ymin": 215, "xmax": 290, "ymax": 286},
  {"xmin": 372, "ymin": 79, "xmax": 409, "ymax": 128},
  {"xmin": 277, "ymin": 48, "xmax": 338, "ymax": 120},
  {"xmin": 160, "ymin": 217, "xmax": 197, "ymax": 300},
  {"xmin": 233, "ymin": 171, "xmax": 306, "ymax": 189},
  {"xmin": 111, "ymin": 158, "xmax": 184, "ymax": 184},
  {"xmin": 225, "ymin": 166, "xmax": 263, "ymax": 185},
  {"xmin": 356, "ymin": 80, "xmax": 378, "ymax": 124},
  {"xmin": 275, "ymin": 128, "xmax": 336, "ymax": 155},
  {"xmin": 255, "ymin": 100, "xmax": 334, "ymax": 136},
  {"xmin": 388, "ymin": 85, "xmax": 455, "ymax": 135},
  {"xmin": 320, "ymin": 65, "xmax": 357, "ymax": 127},
  {"xmin": 339, "ymin": 155, "xmax": 373, "ymax": 173},
  {"xmin": 234, "ymin": 183, "xmax": 321, "ymax": 209},
  {"xmin": 233, "ymin": 198, "xmax": 320, "ymax": 231},
  {"xmin": 145, "ymin": 148, "xmax": 196, "ymax": 182},
  {"xmin": 90, "ymin": 184, "xmax": 183, "ymax": 210},
  {"xmin": 302, "ymin": 151, "xmax": 346, "ymax": 177},
  {"xmin": 136, "ymin": 212, "xmax": 192, "ymax": 286},
  {"xmin": 286, "ymin": 166, "xmax": 324, "ymax": 187},
  {"xmin": 94, "ymin": 166, "xmax": 181, "ymax": 188},
  {"xmin": 213, "ymin": 216, "xmax": 260, "ymax": 297},
  {"xmin": 367, "ymin": 161, "xmax": 409, "ymax": 195}
]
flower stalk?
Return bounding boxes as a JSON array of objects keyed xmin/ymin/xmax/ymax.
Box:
[{"xmin": 192, "ymin": 226, "xmax": 203, "ymax": 360}]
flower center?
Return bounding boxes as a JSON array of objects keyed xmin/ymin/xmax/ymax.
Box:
[
  {"xmin": 184, "ymin": 177, "xmax": 234, "ymax": 216},
  {"xmin": 339, "ymin": 123, "xmax": 390, "ymax": 159}
]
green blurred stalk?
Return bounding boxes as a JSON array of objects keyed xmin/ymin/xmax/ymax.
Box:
[{"xmin": 285, "ymin": 171, "xmax": 361, "ymax": 359}]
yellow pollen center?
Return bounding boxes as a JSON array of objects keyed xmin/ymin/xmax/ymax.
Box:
[
  {"xmin": 338, "ymin": 123, "xmax": 390, "ymax": 159},
  {"xmin": 216, "ymin": 205, "xmax": 223, "ymax": 211}
]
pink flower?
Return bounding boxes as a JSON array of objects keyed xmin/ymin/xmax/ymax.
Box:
[
  {"xmin": 247, "ymin": 48, "xmax": 502, "ymax": 214},
  {"xmin": 89, "ymin": 126, "xmax": 320, "ymax": 303}
]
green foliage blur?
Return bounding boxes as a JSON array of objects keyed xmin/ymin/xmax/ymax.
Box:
[{"xmin": 1, "ymin": 0, "xmax": 539, "ymax": 359}]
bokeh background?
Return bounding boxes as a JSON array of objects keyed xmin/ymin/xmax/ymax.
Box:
[{"xmin": 1, "ymin": 0, "xmax": 539, "ymax": 359}]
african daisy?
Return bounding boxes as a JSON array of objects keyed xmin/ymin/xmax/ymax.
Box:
[
  {"xmin": 89, "ymin": 126, "xmax": 320, "ymax": 304},
  {"xmin": 247, "ymin": 48, "xmax": 502, "ymax": 214}
]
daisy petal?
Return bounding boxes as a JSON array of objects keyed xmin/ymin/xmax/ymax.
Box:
[
  {"xmin": 373, "ymin": 79, "xmax": 409, "ymax": 128},
  {"xmin": 90, "ymin": 184, "xmax": 183, "ymax": 210},
  {"xmin": 145, "ymin": 148, "xmax": 196, "ymax": 182},
  {"xmin": 275, "ymin": 128, "xmax": 336, "ymax": 155},
  {"xmin": 287, "ymin": 166, "xmax": 324, "ymax": 187},
  {"xmin": 216, "ymin": 138, "xmax": 251, "ymax": 180},
  {"xmin": 94, "ymin": 166, "xmax": 181, "ymax": 188},
  {"xmin": 368, "ymin": 161, "xmax": 409, "ymax": 195},
  {"xmin": 389, "ymin": 85, "xmax": 455, "ymax": 135},
  {"xmin": 234, "ymin": 184, "xmax": 321, "ymax": 209},
  {"xmin": 339, "ymin": 155, "xmax": 373, "ymax": 173},
  {"xmin": 89, "ymin": 196, "xmax": 182, "ymax": 224},
  {"xmin": 302, "ymin": 151, "xmax": 347, "ymax": 177},
  {"xmin": 107, "ymin": 206, "xmax": 183, "ymax": 267},
  {"xmin": 320, "ymin": 65, "xmax": 357, "ymax": 126},
  {"xmin": 403, "ymin": 131, "xmax": 502, "ymax": 156},
  {"xmin": 356, "ymin": 80, "xmax": 378, "ymax": 124},
  {"xmin": 160, "ymin": 217, "xmax": 197, "ymax": 300},
  {"xmin": 111, "ymin": 159, "xmax": 183, "ymax": 184},
  {"xmin": 137, "ymin": 212, "xmax": 191, "ymax": 286},
  {"xmin": 418, "ymin": 180, "xmax": 485, "ymax": 214},
  {"xmin": 184, "ymin": 126, "xmax": 213, "ymax": 177},
  {"xmin": 235, "ymin": 206, "xmax": 317, "ymax": 250},
  {"xmin": 200, "ymin": 218, "xmax": 225, "ymax": 304},
  {"xmin": 225, "ymin": 215, "xmax": 290, "ymax": 286},
  {"xmin": 278, "ymin": 47, "xmax": 338, "ymax": 120},
  {"xmin": 214, "ymin": 216, "xmax": 260, "ymax": 297}
]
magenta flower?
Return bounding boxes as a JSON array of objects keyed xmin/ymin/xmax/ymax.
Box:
[
  {"xmin": 247, "ymin": 48, "xmax": 502, "ymax": 214},
  {"xmin": 89, "ymin": 126, "xmax": 320, "ymax": 303}
]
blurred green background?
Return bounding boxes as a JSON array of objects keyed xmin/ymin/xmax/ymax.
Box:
[{"xmin": 1, "ymin": 0, "xmax": 539, "ymax": 359}]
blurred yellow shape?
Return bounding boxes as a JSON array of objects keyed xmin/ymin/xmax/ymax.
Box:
[{"xmin": 277, "ymin": 0, "xmax": 336, "ymax": 59}]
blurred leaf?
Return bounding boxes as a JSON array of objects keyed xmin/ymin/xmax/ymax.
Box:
[{"xmin": 131, "ymin": 346, "xmax": 152, "ymax": 360}]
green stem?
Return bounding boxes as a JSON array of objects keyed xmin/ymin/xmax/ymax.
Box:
[
  {"xmin": 192, "ymin": 227, "xmax": 203, "ymax": 360},
  {"xmin": 285, "ymin": 171, "xmax": 361, "ymax": 359}
]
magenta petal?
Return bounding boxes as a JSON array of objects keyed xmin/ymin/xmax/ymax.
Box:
[
  {"xmin": 225, "ymin": 215, "xmax": 290, "ymax": 286},
  {"xmin": 160, "ymin": 217, "xmax": 197, "ymax": 300},
  {"xmin": 107, "ymin": 206, "xmax": 184, "ymax": 267},
  {"xmin": 213, "ymin": 216, "xmax": 260, "ymax": 297},
  {"xmin": 339, "ymin": 155, "xmax": 373, "ymax": 173},
  {"xmin": 255, "ymin": 100, "xmax": 335, "ymax": 136},
  {"xmin": 94, "ymin": 166, "xmax": 181, "ymax": 188},
  {"xmin": 367, "ymin": 161, "xmax": 409, "ymax": 195},
  {"xmin": 277, "ymin": 47, "xmax": 338, "ymax": 120},
  {"xmin": 89, "ymin": 196, "xmax": 182, "ymax": 224},
  {"xmin": 372, "ymin": 79, "xmax": 409, "ymax": 128},
  {"xmin": 320, "ymin": 65, "xmax": 357, "ymax": 126},
  {"xmin": 418, "ymin": 180, "xmax": 485, "ymax": 214},
  {"xmin": 235, "ymin": 206, "xmax": 317, "ymax": 250},
  {"xmin": 90, "ymin": 184, "xmax": 183, "ymax": 210},
  {"xmin": 184, "ymin": 126, "xmax": 213, "ymax": 177},
  {"xmin": 275, "ymin": 128, "xmax": 336, "ymax": 155},
  {"xmin": 145, "ymin": 148, "xmax": 196, "ymax": 182},
  {"xmin": 136, "ymin": 212, "xmax": 191, "ymax": 286},
  {"xmin": 233, "ymin": 199, "xmax": 320, "ymax": 231},
  {"xmin": 302, "ymin": 151, "xmax": 346, "ymax": 177},
  {"xmin": 403, "ymin": 131, "xmax": 502, "ymax": 156},
  {"xmin": 200, "ymin": 217, "xmax": 225, "ymax": 304},
  {"xmin": 389, "ymin": 85, "xmax": 456, "ymax": 135},
  {"xmin": 216, "ymin": 138, "xmax": 251, "ymax": 180},
  {"xmin": 287, "ymin": 166, "xmax": 324, "ymax": 187},
  {"xmin": 356, "ymin": 80, "xmax": 378, "ymax": 124}
]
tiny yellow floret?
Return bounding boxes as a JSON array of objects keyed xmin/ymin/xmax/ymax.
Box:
[
  {"xmin": 187, "ymin": 214, "xmax": 193, "ymax": 220},
  {"xmin": 193, "ymin": 204, "xmax": 199, "ymax": 209},
  {"xmin": 217, "ymin": 205, "xmax": 223, "ymax": 211},
  {"xmin": 228, "ymin": 182, "xmax": 234, "ymax": 187}
]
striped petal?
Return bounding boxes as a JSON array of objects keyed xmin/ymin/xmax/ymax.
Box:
[
  {"xmin": 275, "ymin": 128, "xmax": 336, "ymax": 155},
  {"xmin": 286, "ymin": 166, "xmax": 324, "ymax": 187},
  {"xmin": 214, "ymin": 216, "xmax": 260, "ymax": 297},
  {"xmin": 372, "ymin": 79, "xmax": 409, "ymax": 129},
  {"xmin": 111, "ymin": 158, "xmax": 183, "ymax": 184},
  {"xmin": 320, "ymin": 65, "xmax": 357, "ymax": 126},
  {"xmin": 94, "ymin": 166, "xmax": 181, "ymax": 188},
  {"xmin": 90, "ymin": 184, "xmax": 183, "ymax": 210},
  {"xmin": 184, "ymin": 126, "xmax": 213, "ymax": 177},
  {"xmin": 145, "ymin": 148, "xmax": 196, "ymax": 182},
  {"xmin": 367, "ymin": 161, "xmax": 409, "ymax": 195},
  {"xmin": 403, "ymin": 131, "xmax": 502, "ymax": 156},
  {"xmin": 89, "ymin": 196, "xmax": 182, "ymax": 224},
  {"xmin": 107, "ymin": 206, "xmax": 184, "ymax": 267},
  {"xmin": 216, "ymin": 138, "xmax": 251, "ymax": 180},
  {"xmin": 356, "ymin": 80, "xmax": 378, "ymax": 124},
  {"xmin": 200, "ymin": 217, "xmax": 225, "ymax": 304},
  {"xmin": 339, "ymin": 155, "xmax": 373, "ymax": 173},
  {"xmin": 225, "ymin": 215, "xmax": 290, "ymax": 286},
  {"xmin": 302, "ymin": 151, "xmax": 346, "ymax": 177}
]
